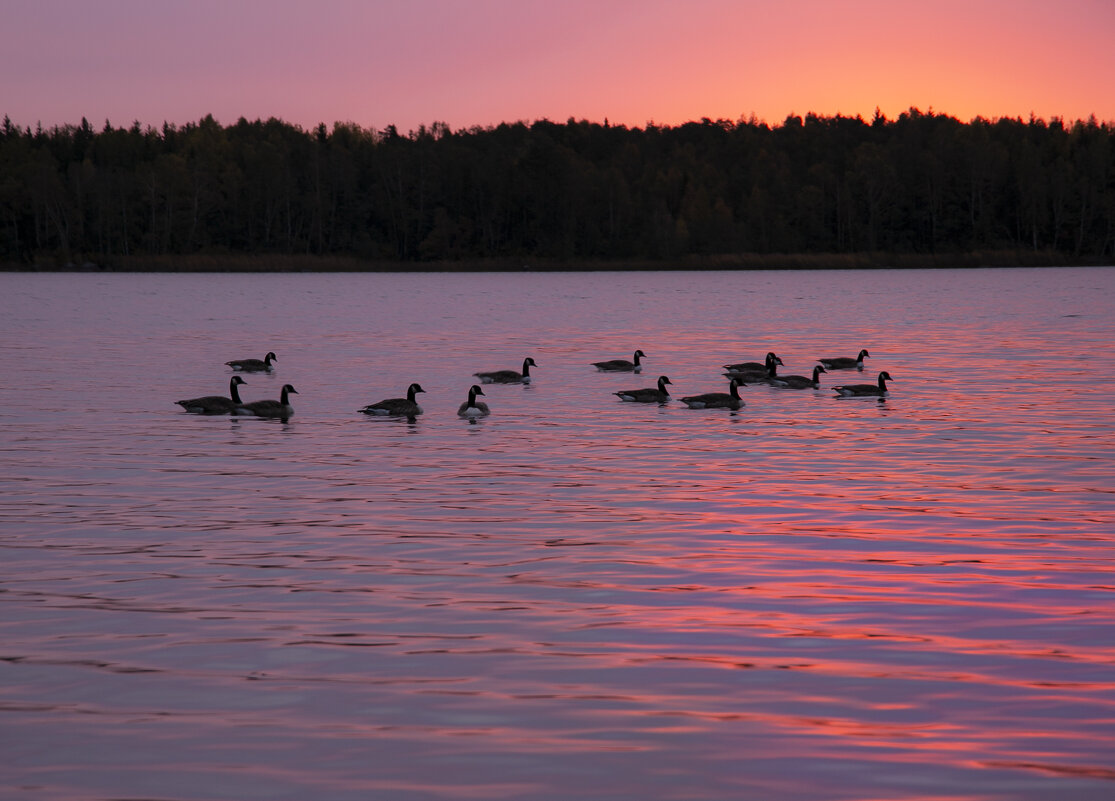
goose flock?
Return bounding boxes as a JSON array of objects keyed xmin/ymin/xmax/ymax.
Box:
[{"xmin": 176, "ymin": 347, "xmax": 892, "ymax": 422}]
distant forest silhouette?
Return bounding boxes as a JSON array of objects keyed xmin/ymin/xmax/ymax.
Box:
[{"xmin": 1, "ymin": 109, "xmax": 1112, "ymax": 267}]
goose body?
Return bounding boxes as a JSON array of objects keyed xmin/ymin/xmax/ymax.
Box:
[
  {"xmin": 592, "ymin": 350, "xmax": 646, "ymax": 373},
  {"xmin": 176, "ymin": 376, "xmax": 247, "ymax": 414},
  {"xmin": 457, "ymin": 385, "xmax": 491, "ymax": 418},
  {"xmin": 474, "ymin": 357, "xmax": 536, "ymax": 384},
  {"xmin": 235, "ymin": 383, "xmax": 298, "ymax": 418},
  {"xmin": 681, "ymin": 379, "xmax": 744, "ymax": 409},
  {"xmin": 818, "ymin": 349, "xmax": 870, "ymax": 371},
  {"xmin": 226, "ymin": 351, "xmax": 277, "ymax": 372},
  {"xmin": 833, "ymin": 371, "xmax": 893, "ymax": 397},
  {"xmin": 771, "ymin": 365, "xmax": 827, "ymax": 389},
  {"xmin": 359, "ymin": 382, "xmax": 426, "ymax": 416},
  {"xmin": 724, "ymin": 352, "xmax": 783, "ymax": 374},
  {"xmin": 614, "ymin": 375, "xmax": 672, "ymax": 403}
]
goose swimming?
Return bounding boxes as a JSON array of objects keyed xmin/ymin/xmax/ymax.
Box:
[
  {"xmin": 818, "ymin": 349, "xmax": 870, "ymax": 371},
  {"xmin": 771, "ymin": 365, "xmax": 827, "ymax": 389},
  {"xmin": 176, "ymin": 376, "xmax": 248, "ymax": 414},
  {"xmin": 614, "ymin": 375, "xmax": 672, "ymax": 403},
  {"xmin": 724, "ymin": 356, "xmax": 779, "ymax": 384},
  {"xmin": 359, "ymin": 382, "xmax": 426, "ymax": 416},
  {"xmin": 724, "ymin": 352, "xmax": 783, "ymax": 374},
  {"xmin": 457, "ymin": 385, "xmax": 491, "ymax": 418},
  {"xmin": 724, "ymin": 352, "xmax": 782, "ymax": 382},
  {"xmin": 681, "ymin": 379, "xmax": 744, "ymax": 409},
  {"xmin": 235, "ymin": 383, "xmax": 298, "ymax": 418},
  {"xmin": 832, "ymin": 371, "xmax": 893, "ymax": 397},
  {"xmin": 592, "ymin": 350, "xmax": 646, "ymax": 372},
  {"xmin": 226, "ymin": 351, "xmax": 277, "ymax": 372},
  {"xmin": 474, "ymin": 357, "xmax": 537, "ymax": 384}
]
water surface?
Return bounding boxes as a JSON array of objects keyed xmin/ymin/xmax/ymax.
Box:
[{"xmin": 1, "ymin": 268, "xmax": 1113, "ymax": 800}]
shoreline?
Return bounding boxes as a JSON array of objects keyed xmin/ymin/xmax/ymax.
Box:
[{"xmin": 3, "ymin": 249, "xmax": 1110, "ymax": 273}]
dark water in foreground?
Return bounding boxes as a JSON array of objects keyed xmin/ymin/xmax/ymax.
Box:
[{"xmin": 1, "ymin": 268, "xmax": 1113, "ymax": 800}]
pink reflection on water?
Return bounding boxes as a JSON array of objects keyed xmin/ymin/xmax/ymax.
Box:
[{"xmin": 1, "ymin": 269, "xmax": 1113, "ymax": 800}]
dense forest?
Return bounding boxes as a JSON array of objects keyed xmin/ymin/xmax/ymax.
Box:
[{"xmin": 1, "ymin": 109, "xmax": 1112, "ymax": 267}]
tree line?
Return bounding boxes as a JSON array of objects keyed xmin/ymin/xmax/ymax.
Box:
[{"xmin": 1, "ymin": 109, "xmax": 1112, "ymax": 266}]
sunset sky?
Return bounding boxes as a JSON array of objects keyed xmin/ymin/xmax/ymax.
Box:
[{"xmin": 3, "ymin": 0, "xmax": 1114, "ymax": 133}]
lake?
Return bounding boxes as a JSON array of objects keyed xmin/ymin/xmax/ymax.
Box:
[{"xmin": 1, "ymin": 267, "xmax": 1113, "ymax": 800}]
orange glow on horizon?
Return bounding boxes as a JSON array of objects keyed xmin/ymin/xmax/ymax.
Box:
[{"xmin": 2, "ymin": 1, "xmax": 1113, "ymax": 134}]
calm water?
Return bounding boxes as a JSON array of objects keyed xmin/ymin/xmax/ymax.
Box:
[{"xmin": 1, "ymin": 267, "xmax": 1113, "ymax": 801}]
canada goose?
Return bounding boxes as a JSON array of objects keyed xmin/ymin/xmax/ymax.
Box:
[
  {"xmin": 818, "ymin": 349, "xmax": 870, "ymax": 371},
  {"xmin": 724, "ymin": 357, "xmax": 779, "ymax": 384},
  {"xmin": 724, "ymin": 352, "xmax": 783, "ymax": 374},
  {"xmin": 226, "ymin": 351, "xmax": 277, "ymax": 372},
  {"xmin": 681, "ymin": 379, "xmax": 744, "ymax": 409},
  {"xmin": 359, "ymin": 382, "xmax": 426, "ymax": 416},
  {"xmin": 474, "ymin": 357, "xmax": 536, "ymax": 384},
  {"xmin": 771, "ymin": 365, "xmax": 827, "ymax": 389},
  {"xmin": 614, "ymin": 375, "xmax": 672, "ymax": 403},
  {"xmin": 176, "ymin": 375, "xmax": 248, "ymax": 414},
  {"xmin": 833, "ymin": 371, "xmax": 893, "ymax": 397},
  {"xmin": 457, "ymin": 385, "xmax": 491, "ymax": 417},
  {"xmin": 592, "ymin": 349, "xmax": 646, "ymax": 372},
  {"xmin": 235, "ymin": 383, "xmax": 298, "ymax": 417}
]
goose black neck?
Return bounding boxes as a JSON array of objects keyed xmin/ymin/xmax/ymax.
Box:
[
  {"xmin": 230, "ymin": 378, "xmax": 243, "ymax": 403},
  {"xmin": 657, "ymin": 378, "xmax": 670, "ymax": 395},
  {"xmin": 521, "ymin": 359, "xmax": 532, "ymax": 376}
]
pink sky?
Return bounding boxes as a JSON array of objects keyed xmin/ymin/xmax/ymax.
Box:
[{"xmin": 3, "ymin": 0, "xmax": 1113, "ymax": 133}]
